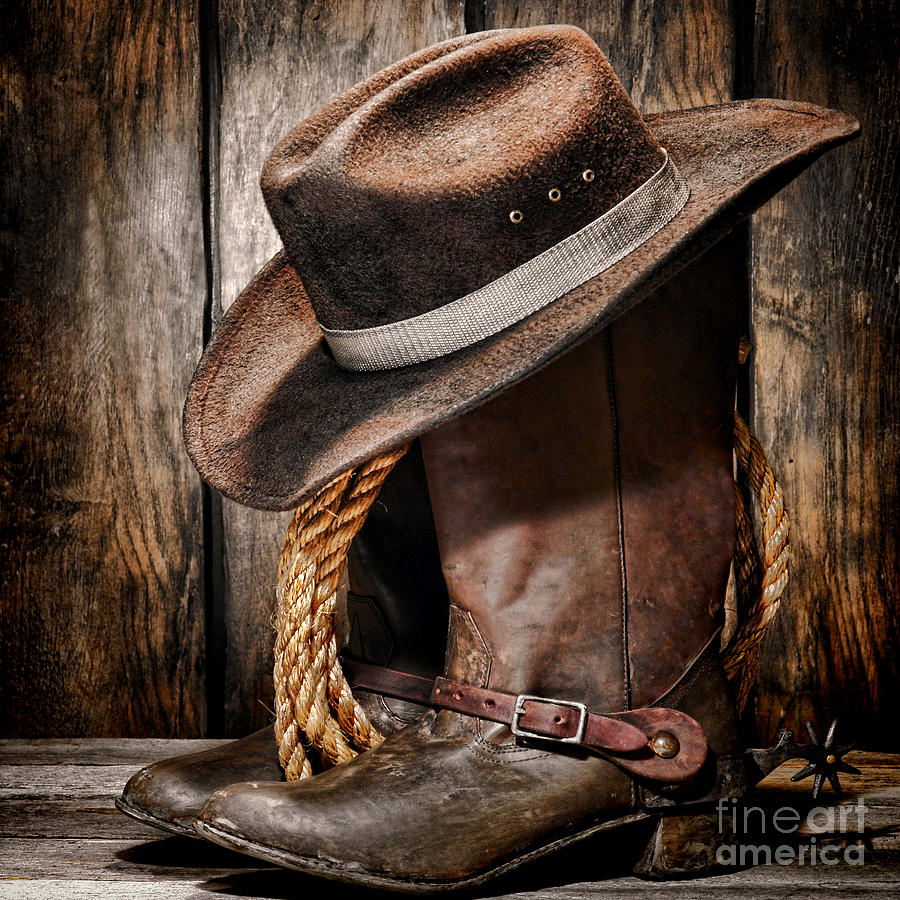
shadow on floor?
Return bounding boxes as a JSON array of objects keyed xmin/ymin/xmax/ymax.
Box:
[{"xmin": 189, "ymin": 819, "xmax": 654, "ymax": 899}]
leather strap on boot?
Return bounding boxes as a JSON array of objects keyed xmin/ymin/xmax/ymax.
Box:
[{"xmin": 344, "ymin": 658, "xmax": 708, "ymax": 784}]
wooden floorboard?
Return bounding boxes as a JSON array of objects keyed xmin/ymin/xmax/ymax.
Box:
[
  {"xmin": 0, "ymin": 739, "xmax": 228, "ymax": 767},
  {"xmin": 0, "ymin": 741, "xmax": 898, "ymax": 899}
]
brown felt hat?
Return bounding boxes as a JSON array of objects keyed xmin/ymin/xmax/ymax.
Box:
[{"xmin": 184, "ymin": 25, "xmax": 858, "ymax": 511}]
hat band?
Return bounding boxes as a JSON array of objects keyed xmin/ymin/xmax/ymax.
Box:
[{"xmin": 320, "ymin": 149, "xmax": 689, "ymax": 372}]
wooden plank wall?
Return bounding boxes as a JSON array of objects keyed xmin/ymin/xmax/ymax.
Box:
[
  {"xmin": 1, "ymin": 0, "xmax": 896, "ymax": 744},
  {"xmin": 750, "ymin": 0, "xmax": 900, "ymax": 746},
  {"xmin": 0, "ymin": 1, "xmax": 207, "ymax": 737}
]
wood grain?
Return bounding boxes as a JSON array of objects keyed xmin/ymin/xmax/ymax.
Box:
[
  {"xmin": 0, "ymin": 881, "xmax": 242, "ymax": 899},
  {"xmin": 0, "ymin": 1, "xmax": 207, "ymax": 736},
  {"xmin": 749, "ymin": 0, "xmax": 900, "ymax": 747},
  {"xmin": 1, "ymin": 766, "xmax": 158, "ymax": 800},
  {"xmin": 479, "ymin": 0, "xmax": 735, "ymax": 111},
  {"xmin": 0, "ymin": 838, "xmax": 268, "ymax": 882},
  {"xmin": 0, "ymin": 738, "xmax": 228, "ymax": 766},
  {"xmin": 209, "ymin": 0, "xmax": 466, "ymax": 734}
]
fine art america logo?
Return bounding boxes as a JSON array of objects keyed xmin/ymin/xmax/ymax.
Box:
[{"xmin": 715, "ymin": 798, "xmax": 867, "ymax": 867}]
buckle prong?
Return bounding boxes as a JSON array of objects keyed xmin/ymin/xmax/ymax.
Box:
[{"xmin": 511, "ymin": 694, "xmax": 588, "ymax": 744}]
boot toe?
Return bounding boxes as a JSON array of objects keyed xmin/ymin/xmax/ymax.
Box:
[
  {"xmin": 119, "ymin": 761, "xmax": 209, "ymax": 835},
  {"xmin": 197, "ymin": 779, "xmax": 340, "ymax": 854},
  {"xmin": 195, "ymin": 780, "xmax": 335, "ymax": 870},
  {"xmin": 118, "ymin": 727, "xmax": 283, "ymax": 835}
]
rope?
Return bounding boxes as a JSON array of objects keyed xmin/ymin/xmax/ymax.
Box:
[
  {"xmin": 733, "ymin": 481, "xmax": 763, "ymax": 612},
  {"xmin": 720, "ymin": 338, "xmax": 791, "ymax": 711},
  {"xmin": 274, "ymin": 445, "xmax": 409, "ymax": 779},
  {"xmin": 272, "ymin": 339, "xmax": 788, "ymax": 770}
]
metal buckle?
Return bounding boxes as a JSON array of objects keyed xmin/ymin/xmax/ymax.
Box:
[{"xmin": 510, "ymin": 694, "xmax": 588, "ymax": 744}]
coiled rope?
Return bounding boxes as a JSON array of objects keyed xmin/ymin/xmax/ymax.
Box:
[
  {"xmin": 273, "ymin": 447, "xmax": 408, "ymax": 779},
  {"xmin": 273, "ymin": 340, "xmax": 788, "ymax": 776}
]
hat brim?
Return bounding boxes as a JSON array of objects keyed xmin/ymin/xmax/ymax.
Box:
[{"xmin": 184, "ymin": 100, "xmax": 858, "ymax": 510}]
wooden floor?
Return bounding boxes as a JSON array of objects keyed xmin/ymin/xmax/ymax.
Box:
[{"xmin": 0, "ymin": 740, "xmax": 897, "ymax": 898}]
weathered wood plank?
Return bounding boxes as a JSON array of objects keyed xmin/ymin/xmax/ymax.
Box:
[
  {"xmin": 480, "ymin": 0, "xmax": 735, "ymax": 111},
  {"xmin": 0, "ymin": 882, "xmax": 208, "ymax": 899},
  {"xmin": 209, "ymin": 0, "xmax": 467, "ymax": 734},
  {"xmin": 0, "ymin": 738, "xmax": 228, "ymax": 767},
  {"xmin": 0, "ymin": 878, "xmax": 898, "ymax": 900},
  {"xmin": 749, "ymin": 0, "xmax": 900, "ymax": 748},
  {"xmin": 763, "ymin": 753, "xmax": 900, "ymax": 795},
  {"xmin": 0, "ymin": 837, "xmax": 268, "ymax": 881},
  {"xmin": 0, "ymin": 800, "xmax": 160, "ymax": 840},
  {"xmin": 1, "ymin": 765, "xmax": 165, "ymax": 799},
  {"xmin": 0, "ymin": 1, "xmax": 207, "ymax": 736}
]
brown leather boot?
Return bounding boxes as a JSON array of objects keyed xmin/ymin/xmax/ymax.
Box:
[
  {"xmin": 192, "ymin": 237, "xmax": 749, "ymax": 888},
  {"xmin": 116, "ymin": 443, "xmax": 448, "ymax": 837}
]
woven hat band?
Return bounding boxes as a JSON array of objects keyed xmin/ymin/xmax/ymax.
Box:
[{"xmin": 320, "ymin": 149, "xmax": 689, "ymax": 372}]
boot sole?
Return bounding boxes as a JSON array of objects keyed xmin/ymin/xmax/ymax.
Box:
[
  {"xmin": 194, "ymin": 811, "xmax": 663, "ymax": 892},
  {"xmin": 115, "ymin": 796, "xmax": 198, "ymax": 839}
]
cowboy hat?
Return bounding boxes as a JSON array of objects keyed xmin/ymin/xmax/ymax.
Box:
[{"xmin": 183, "ymin": 25, "xmax": 857, "ymax": 510}]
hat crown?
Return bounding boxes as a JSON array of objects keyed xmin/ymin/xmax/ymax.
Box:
[{"xmin": 262, "ymin": 26, "xmax": 663, "ymax": 333}]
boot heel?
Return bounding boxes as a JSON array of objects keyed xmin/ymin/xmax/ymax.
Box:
[{"xmin": 633, "ymin": 812, "xmax": 724, "ymax": 878}]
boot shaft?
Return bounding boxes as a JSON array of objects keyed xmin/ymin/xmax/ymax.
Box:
[{"xmin": 420, "ymin": 235, "xmax": 744, "ymax": 712}]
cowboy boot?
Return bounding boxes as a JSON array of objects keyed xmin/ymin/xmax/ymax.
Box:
[
  {"xmin": 116, "ymin": 442, "xmax": 448, "ymax": 837},
  {"xmin": 192, "ymin": 235, "xmax": 750, "ymax": 888}
]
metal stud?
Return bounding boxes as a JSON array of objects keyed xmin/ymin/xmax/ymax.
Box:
[
  {"xmin": 548, "ymin": 187, "xmax": 561, "ymax": 202},
  {"xmin": 582, "ymin": 169, "xmax": 595, "ymax": 183},
  {"xmin": 650, "ymin": 731, "xmax": 680, "ymax": 759},
  {"xmin": 509, "ymin": 209, "xmax": 523, "ymax": 224}
]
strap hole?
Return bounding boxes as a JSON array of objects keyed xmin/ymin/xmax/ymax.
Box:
[
  {"xmin": 453, "ymin": 690, "xmax": 463, "ymax": 701},
  {"xmin": 554, "ymin": 715, "xmax": 564, "ymax": 725},
  {"xmin": 484, "ymin": 699, "xmax": 495, "ymax": 708}
]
